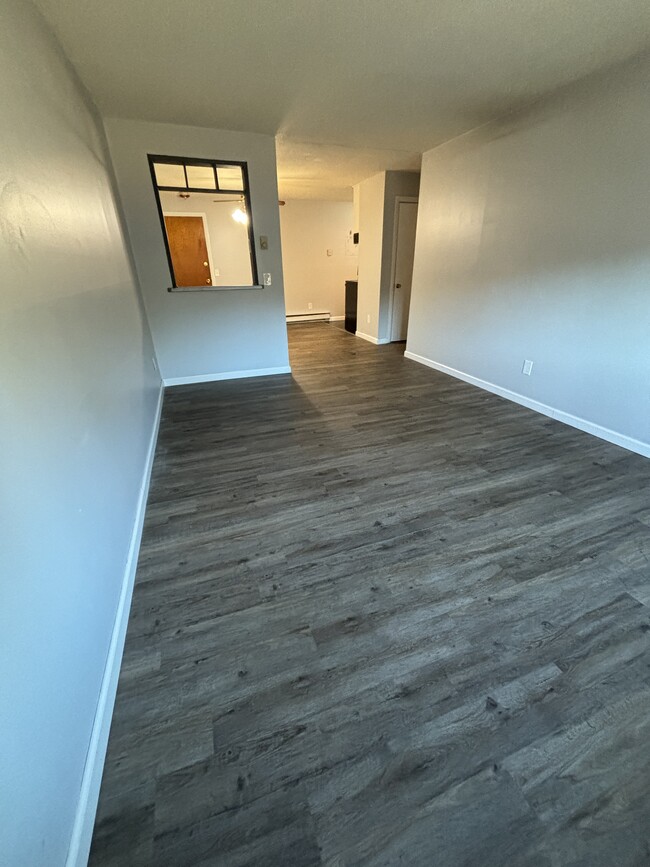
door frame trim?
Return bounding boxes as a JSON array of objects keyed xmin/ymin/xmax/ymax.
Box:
[
  {"xmin": 387, "ymin": 196, "xmax": 418, "ymax": 343},
  {"xmin": 163, "ymin": 211, "xmax": 216, "ymax": 286}
]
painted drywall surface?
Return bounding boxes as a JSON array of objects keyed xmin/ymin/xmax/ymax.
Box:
[
  {"xmin": 407, "ymin": 54, "xmax": 650, "ymax": 448},
  {"xmin": 0, "ymin": 1, "xmax": 160, "ymax": 864},
  {"xmin": 356, "ymin": 172, "xmax": 386, "ymax": 339},
  {"xmin": 104, "ymin": 118, "xmax": 290, "ymax": 381},
  {"xmin": 352, "ymin": 183, "xmax": 361, "ymax": 234},
  {"xmin": 378, "ymin": 171, "xmax": 420, "ymax": 340},
  {"xmin": 356, "ymin": 171, "xmax": 420, "ymax": 341},
  {"xmin": 160, "ymin": 191, "xmax": 253, "ymax": 286},
  {"xmin": 279, "ymin": 200, "xmax": 358, "ymax": 317}
]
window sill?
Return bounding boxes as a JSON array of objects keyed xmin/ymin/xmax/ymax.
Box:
[{"xmin": 167, "ymin": 285, "xmax": 264, "ymax": 293}]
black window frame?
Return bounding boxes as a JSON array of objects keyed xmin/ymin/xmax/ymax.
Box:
[{"xmin": 147, "ymin": 153, "xmax": 260, "ymax": 288}]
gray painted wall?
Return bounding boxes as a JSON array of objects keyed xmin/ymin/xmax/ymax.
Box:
[
  {"xmin": 104, "ymin": 118, "xmax": 290, "ymax": 383},
  {"xmin": 407, "ymin": 52, "xmax": 650, "ymax": 454},
  {"xmin": 356, "ymin": 171, "xmax": 420, "ymax": 342},
  {"xmin": 0, "ymin": 1, "xmax": 161, "ymax": 864}
]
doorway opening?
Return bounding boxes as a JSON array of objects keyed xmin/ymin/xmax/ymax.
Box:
[
  {"xmin": 387, "ymin": 197, "xmax": 418, "ymax": 342},
  {"xmin": 278, "ymin": 198, "xmax": 358, "ymax": 326}
]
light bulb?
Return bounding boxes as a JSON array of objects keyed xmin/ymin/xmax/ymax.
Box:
[{"xmin": 232, "ymin": 207, "xmax": 248, "ymax": 224}]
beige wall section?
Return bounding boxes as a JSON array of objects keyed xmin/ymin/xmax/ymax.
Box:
[
  {"xmin": 104, "ymin": 118, "xmax": 290, "ymax": 383},
  {"xmin": 356, "ymin": 173, "xmax": 386, "ymax": 340},
  {"xmin": 352, "ymin": 184, "xmax": 361, "ymax": 234},
  {"xmin": 407, "ymin": 52, "xmax": 650, "ymax": 454},
  {"xmin": 356, "ymin": 171, "xmax": 420, "ymax": 342},
  {"xmin": 279, "ymin": 200, "xmax": 358, "ymax": 318}
]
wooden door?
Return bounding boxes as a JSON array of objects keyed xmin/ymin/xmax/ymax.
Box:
[
  {"xmin": 164, "ymin": 215, "xmax": 212, "ymax": 287},
  {"xmin": 390, "ymin": 201, "xmax": 418, "ymax": 341}
]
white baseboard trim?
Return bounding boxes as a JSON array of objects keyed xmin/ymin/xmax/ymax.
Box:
[
  {"xmin": 404, "ymin": 350, "xmax": 650, "ymax": 459},
  {"xmin": 355, "ymin": 330, "xmax": 390, "ymax": 345},
  {"xmin": 164, "ymin": 366, "xmax": 292, "ymax": 386},
  {"xmin": 286, "ymin": 312, "xmax": 330, "ymax": 322},
  {"xmin": 66, "ymin": 382, "xmax": 164, "ymax": 867},
  {"xmin": 329, "ymin": 315, "xmax": 345, "ymax": 321}
]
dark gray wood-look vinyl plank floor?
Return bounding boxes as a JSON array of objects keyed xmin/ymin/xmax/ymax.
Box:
[{"xmin": 90, "ymin": 323, "xmax": 650, "ymax": 866}]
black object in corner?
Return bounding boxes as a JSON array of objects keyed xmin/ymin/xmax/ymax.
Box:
[{"xmin": 345, "ymin": 280, "xmax": 358, "ymax": 334}]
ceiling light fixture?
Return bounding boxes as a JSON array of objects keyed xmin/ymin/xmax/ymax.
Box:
[{"xmin": 232, "ymin": 206, "xmax": 248, "ymax": 224}]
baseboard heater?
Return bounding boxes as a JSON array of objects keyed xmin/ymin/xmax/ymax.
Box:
[{"xmin": 286, "ymin": 312, "xmax": 330, "ymax": 323}]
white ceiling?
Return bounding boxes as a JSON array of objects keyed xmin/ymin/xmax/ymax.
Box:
[{"xmin": 35, "ymin": 0, "xmax": 650, "ymax": 199}]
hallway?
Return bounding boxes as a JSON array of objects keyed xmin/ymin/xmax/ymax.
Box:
[{"xmin": 91, "ymin": 323, "xmax": 650, "ymax": 866}]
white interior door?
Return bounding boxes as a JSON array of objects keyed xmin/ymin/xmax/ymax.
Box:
[{"xmin": 390, "ymin": 201, "xmax": 418, "ymax": 341}]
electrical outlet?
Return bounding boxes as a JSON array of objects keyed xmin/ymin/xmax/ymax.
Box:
[
  {"xmin": 522, "ymin": 359, "xmax": 534, "ymax": 376},
  {"xmin": 259, "ymin": 236, "xmax": 269, "ymax": 250},
  {"xmin": 326, "ymin": 248, "xmax": 333, "ymax": 257},
  {"xmin": 308, "ymin": 302, "xmax": 313, "ymax": 310},
  {"xmin": 263, "ymin": 273, "xmax": 272, "ymax": 286},
  {"xmin": 366, "ymin": 314, "xmax": 370, "ymax": 324}
]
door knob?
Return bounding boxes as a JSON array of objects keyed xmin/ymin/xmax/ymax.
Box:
[
  {"xmin": 203, "ymin": 261, "xmax": 208, "ymax": 267},
  {"xmin": 206, "ymin": 279, "xmax": 211, "ymax": 284}
]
